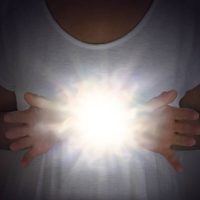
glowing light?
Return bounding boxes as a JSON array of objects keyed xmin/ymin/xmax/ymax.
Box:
[
  {"xmin": 49, "ymin": 77, "xmax": 165, "ymax": 160},
  {"xmin": 75, "ymin": 90, "xmax": 130, "ymax": 149},
  {"xmin": 59, "ymin": 79, "xmax": 139, "ymax": 156}
]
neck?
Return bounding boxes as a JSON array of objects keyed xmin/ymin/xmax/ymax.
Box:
[{"xmin": 46, "ymin": 0, "xmax": 153, "ymax": 44}]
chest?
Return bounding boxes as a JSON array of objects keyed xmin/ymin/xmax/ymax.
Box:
[{"xmin": 11, "ymin": 0, "xmax": 200, "ymax": 110}]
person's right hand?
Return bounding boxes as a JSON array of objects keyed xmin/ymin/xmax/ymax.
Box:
[
  {"xmin": 133, "ymin": 90, "xmax": 200, "ymax": 172},
  {"xmin": 4, "ymin": 92, "xmax": 71, "ymax": 167}
]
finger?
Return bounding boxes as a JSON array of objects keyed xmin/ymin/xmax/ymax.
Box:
[
  {"xmin": 146, "ymin": 90, "xmax": 177, "ymax": 110},
  {"xmin": 10, "ymin": 137, "xmax": 33, "ymax": 151},
  {"xmin": 24, "ymin": 92, "xmax": 51, "ymax": 109},
  {"xmin": 162, "ymin": 150, "xmax": 183, "ymax": 172},
  {"xmin": 173, "ymin": 135, "xmax": 196, "ymax": 146},
  {"xmin": 174, "ymin": 121, "xmax": 200, "ymax": 135},
  {"xmin": 5, "ymin": 126, "xmax": 28, "ymax": 139},
  {"xmin": 4, "ymin": 111, "xmax": 29, "ymax": 123},
  {"xmin": 24, "ymin": 92, "xmax": 64, "ymax": 111},
  {"xmin": 172, "ymin": 107, "xmax": 199, "ymax": 120},
  {"xmin": 21, "ymin": 148, "xmax": 40, "ymax": 167}
]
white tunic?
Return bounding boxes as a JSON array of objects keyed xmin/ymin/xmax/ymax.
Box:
[{"xmin": 0, "ymin": 0, "xmax": 200, "ymax": 199}]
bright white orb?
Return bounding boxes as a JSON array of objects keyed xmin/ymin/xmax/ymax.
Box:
[
  {"xmin": 77, "ymin": 91, "xmax": 129, "ymax": 148},
  {"xmin": 66, "ymin": 81, "xmax": 136, "ymax": 155}
]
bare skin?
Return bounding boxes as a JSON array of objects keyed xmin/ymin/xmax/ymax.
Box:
[
  {"xmin": 0, "ymin": 0, "xmax": 154, "ymax": 149},
  {"xmin": 175, "ymin": 84, "xmax": 200, "ymax": 150},
  {"xmin": 3, "ymin": 90, "xmax": 200, "ymax": 171},
  {"xmin": 1, "ymin": 0, "xmax": 200, "ymax": 171},
  {"xmin": 46, "ymin": 0, "xmax": 153, "ymax": 44}
]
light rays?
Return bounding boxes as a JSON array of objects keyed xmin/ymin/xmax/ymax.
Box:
[{"xmin": 55, "ymin": 78, "xmax": 142, "ymax": 158}]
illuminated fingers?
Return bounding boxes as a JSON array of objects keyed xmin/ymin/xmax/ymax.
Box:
[
  {"xmin": 4, "ymin": 110, "xmax": 29, "ymax": 123},
  {"xmin": 173, "ymin": 107, "xmax": 199, "ymax": 120},
  {"xmin": 10, "ymin": 137, "xmax": 33, "ymax": 151},
  {"xmin": 146, "ymin": 90, "xmax": 177, "ymax": 110},
  {"xmin": 162, "ymin": 150, "xmax": 182, "ymax": 172},
  {"xmin": 137, "ymin": 136, "xmax": 183, "ymax": 172},
  {"xmin": 6, "ymin": 126, "xmax": 28, "ymax": 139},
  {"xmin": 20, "ymin": 143, "xmax": 55, "ymax": 167},
  {"xmin": 174, "ymin": 121, "xmax": 200, "ymax": 135},
  {"xmin": 24, "ymin": 92, "xmax": 51, "ymax": 109},
  {"xmin": 21, "ymin": 148, "xmax": 40, "ymax": 167},
  {"xmin": 24, "ymin": 92, "xmax": 67, "ymax": 112},
  {"xmin": 173, "ymin": 135, "xmax": 196, "ymax": 146}
]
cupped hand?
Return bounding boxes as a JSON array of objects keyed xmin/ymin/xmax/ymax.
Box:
[
  {"xmin": 4, "ymin": 92, "xmax": 70, "ymax": 167},
  {"xmin": 135, "ymin": 90, "xmax": 200, "ymax": 172}
]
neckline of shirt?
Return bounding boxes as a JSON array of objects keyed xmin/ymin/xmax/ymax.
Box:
[{"xmin": 41, "ymin": 0, "xmax": 159, "ymax": 50}]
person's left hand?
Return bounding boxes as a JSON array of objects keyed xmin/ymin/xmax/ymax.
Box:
[
  {"xmin": 4, "ymin": 92, "xmax": 70, "ymax": 167},
  {"xmin": 132, "ymin": 90, "xmax": 200, "ymax": 172}
]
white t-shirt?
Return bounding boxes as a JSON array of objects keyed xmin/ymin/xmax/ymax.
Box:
[{"xmin": 0, "ymin": 0, "xmax": 200, "ymax": 199}]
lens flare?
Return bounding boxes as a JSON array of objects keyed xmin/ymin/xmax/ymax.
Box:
[
  {"xmin": 74, "ymin": 90, "xmax": 131, "ymax": 149},
  {"xmin": 58, "ymin": 79, "xmax": 140, "ymax": 157}
]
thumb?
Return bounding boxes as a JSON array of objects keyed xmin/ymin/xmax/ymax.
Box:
[
  {"xmin": 24, "ymin": 92, "xmax": 50, "ymax": 109},
  {"xmin": 146, "ymin": 90, "xmax": 177, "ymax": 110}
]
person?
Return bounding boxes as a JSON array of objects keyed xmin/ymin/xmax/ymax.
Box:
[{"xmin": 0, "ymin": 0, "xmax": 200, "ymax": 199}]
